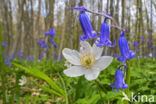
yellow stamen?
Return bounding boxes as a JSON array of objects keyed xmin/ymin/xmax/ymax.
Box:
[{"xmin": 80, "ymin": 52, "xmax": 95, "ymax": 68}]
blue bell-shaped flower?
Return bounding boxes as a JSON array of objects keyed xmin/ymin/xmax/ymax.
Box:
[
  {"xmin": 70, "ymin": 6, "xmax": 97, "ymax": 41},
  {"xmin": 50, "ymin": 38, "xmax": 58, "ymax": 48},
  {"xmin": 117, "ymin": 30, "xmax": 136, "ymax": 63},
  {"xmin": 44, "ymin": 28, "xmax": 55, "ymax": 38},
  {"xmin": 2, "ymin": 42, "xmax": 8, "ymax": 47},
  {"xmin": 133, "ymin": 41, "xmax": 139, "ymax": 50},
  {"xmin": 110, "ymin": 65, "xmax": 128, "ymax": 92},
  {"xmin": 95, "ymin": 12, "xmax": 115, "ymax": 47},
  {"xmin": 37, "ymin": 39, "xmax": 48, "ymax": 48}
]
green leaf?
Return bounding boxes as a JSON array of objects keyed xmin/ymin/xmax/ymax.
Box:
[
  {"xmin": 34, "ymin": 82, "xmax": 63, "ymax": 98},
  {"xmin": 13, "ymin": 63, "xmax": 65, "ymax": 98}
]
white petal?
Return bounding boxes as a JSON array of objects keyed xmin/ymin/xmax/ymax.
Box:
[
  {"xmin": 93, "ymin": 56, "xmax": 113, "ymax": 71},
  {"xmin": 64, "ymin": 66, "xmax": 85, "ymax": 77},
  {"xmin": 62, "ymin": 48, "xmax": 81, "ymax": 65},
  {"xmin": 80, "ymin": 41, "xmax": 92, "ymax": 54},
  {"xmin": 92, "ymin": 43, "xmax": 103, "ymax": 60},
  {"xmin": 19, "ymin": 82, "xmax": 24, "ymax": 86},
  {"xmin": 84, "ymin": 68, "xmax": 100, "ymax": 81}
]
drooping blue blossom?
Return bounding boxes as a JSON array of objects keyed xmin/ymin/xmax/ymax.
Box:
[
  {"xmin": 117, "ymin": 30, "xmax": 136, "ymax": 63},
  {"xmin": 133, "ymin": 41, "xmax": 139, "ymax": 50},
  {"xmin": 110, "ymin": 65, "xmax": 128, "ymax": 92},
  {"xmin": 140, "ymin": 36, "xmax": 144, "ymax": 40},
  {"xmin": 6, "ymin": 54, "xmax": 15, "ymax": 60},
  {"xmin": 2, "ymin": 42, "xmax": 7, "ymax": 47},
  {"xmin": 45, "ymin": 28, "xmax": 55, "ymax": 38},
  {"xmin": 37, "ymin": 39, "xmax": 48, "ymax": 48},
  {"xmin": 50, "ymin": 38, "xmax": 58, "ymax": 48},
  {"xmin": 70, "ymin": 6, "xmax": 97, "ymax": 41},
  {"xmin": 147, "ymin": 40, "xmax": 152, "ymax": 45},
  {"xmin": 18, "ymin": 51, "xmax": 23, "ymax": 60},
  {"xmin": 27, "ymin": 55, "xmax": 34, "ymax": 61},
  {"xmin": 38, "ymin": 50, "xmax": 47, "ymax": 61},
  {"xmin": 18, "ymin": 51, "xmax": 23, "ymax": 57},
  {"xmin": 140, "ymin": 36, "xmax": 144, "ymax": 44},
  {"xmin": 95, "ymin": 12, "xmax": 116, "ymax": 47}
]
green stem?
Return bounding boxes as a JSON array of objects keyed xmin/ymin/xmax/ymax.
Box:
[
  {"xmin": 15, "ymin": 72, "xmax": 21, "ymax": 99},
  {"xmin": 57, "ymin": 73, "xmax": 68, "ymax": 104},
  {"xmin": 0, "ymin": 21, "xmax": 7, "ymax": 104},
  {"xmin": 125, "ymin": 60, "xmax": 130, "ymax": 104}
]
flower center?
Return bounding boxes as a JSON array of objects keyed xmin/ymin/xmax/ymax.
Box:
[{"xmin": 80, "ymin": 52, "xmax": 95, "ymax": 68}]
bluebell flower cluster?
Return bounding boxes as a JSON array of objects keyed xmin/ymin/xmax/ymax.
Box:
[
  {"xmin": 37, "ymin": 28, "xmax": 57, "ymax": 48},
  {"xmin": 117, "ymin": 30, "xmax": 136, "ymax": 63},
  {"xmin": 37, "ymin": 39, "xmax": 48, "ymax": 48},
  {"xmin": 3, "ymin": 54, "xmax": 13, "ymax": 66},
  {"xmin": 44, "ymin": 28, "xmax": 58, "ymax": 48},
  {"xmin": 110, "ymin": 65, "xmax": 128, "ymax": 92}
]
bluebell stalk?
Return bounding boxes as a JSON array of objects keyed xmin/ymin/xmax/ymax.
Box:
[
  {"xmin": 45, "ymin": 28, "xmax": 58, "ymax": 48},
  {"xmin": 117, "ymin": 30, "xmax": 136, "ymax": 63},
  {"xmin": 110, "ymin": 65, "xmax": 128, "ymax": 92},
  {"xmin": 70, "ymin": 6, "xmax": 97, "ymax": 41},
  {"xmin": 95, "ymin": 12, "xmax": 116, "ymax": 47}
]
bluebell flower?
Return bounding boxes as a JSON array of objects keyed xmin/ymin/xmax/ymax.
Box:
[
  {"xmin": 140, "ymin": 36, "xmax": 144, "ymax": 44},
  {"xmin": 18, "ymin": 51, "xmax": 23, "ymax": 60},
  {"xmin": 110, "ymin": 65, "xmax": 128, "ymax": 92},
  {"xmin": 140, "ymin": 36, "xmax": 144, "ymax": 40},
  {"xmin": 27, "ymin": 55, "xmax": 34, "ymax": 61},
  {"xmin": 45, "ymin": 28, "xmax": 55, "ymax": 38},
  {"xmin": 2, "ymin": 42, "xmax": 7, "ymax": 47},
  {"xmin": 147, "ymin": 40, "xmax": 152, "ymax": 45},
  {"xmin": 70, "ymin": 6, "xmax": 97, "ymax": 41},
  {"xmin": 37, "ymin": 39, "xmax": 48, "ymax": 48},
  {"xmin": 117, "ymin": 30, "xmax": 136, "ymax": 63},
  {"xmin": 18, "ymin": 51, "xmax": 23, "ymax": 57},
  {"xmin": 50, "ymin": 38, "xmax": 58, "ymax": 48},
  {"xmin": 38, "ymin": 50, "xmax": 47, "ymax": 60},
  {"xmin": 95, "ymin": 13, "xmax": 116, "ymax": 47},
  {"xmin": 4, "ymin": 59, "xmax": 12, "ymax": 66},
  {"xmin": 133, "ymin": 41, "xmax": 139, "ymax": 50}
]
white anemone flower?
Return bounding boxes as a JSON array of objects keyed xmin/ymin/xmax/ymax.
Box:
[
  {"xmin": 19, "ymin": 76, "xmax": 27, "ymax": 86},
  {"xmin": 62, "ymin": 41, "xmax": 113, "ymax": 81}
]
